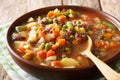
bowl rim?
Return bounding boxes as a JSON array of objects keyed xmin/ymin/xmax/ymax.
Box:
[{"xmin": 6, "ymin": 5, "xmax": 120, "ymax": 71}]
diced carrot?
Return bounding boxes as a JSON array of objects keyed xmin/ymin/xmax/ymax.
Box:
[
  {"xmin": 92, "ymin": 26, "xmax": 97, "ymax": 30},
  {"xmin": 104, "ymin": 33, "xmax": 113, "ymax": 38},
  {"xmin": 47, "ymin": 11, "xmax": 56, "ymax": 18},
  {"xmin": 57, "ymin": 15, "xmax": 66, "ymax": 23},
  {"xmin": 39, "ymin": 26, "xmax": 44, "ymax": 31},
  {"xmin": 52, "ymin": 44, "xmax": 58, "ymax": 50},
  {"xmin": 47, "ymin": 50, "xmax": 56, "ymax": 57},
  {"xmin": 37, "ymin": 50, "xmax": 46, "ymax": 59},
  {"xmin": 57, "ymin": 38, "xmax": 66, "ymax": 46},
  {"xmin": 51, "ymin": 61, "xmax": 62, "ymax": 67},
  {"xmin": 53, "ymin": 26, "xmax": 60, "ymax": 37},
  {"xmin": 95, "ymin": 42, "xmax": 101, "ymax": 48},
  {"xmin": 101, "ymin": 25, "xmax": 107, "ymax": 29},
  {"xmin": 68, "ymin": 14, "xmax": 75, "ymax": 19},
  {"xmin": 17, "ymin": 46, "xmax": 25, "ymax": 55},
  {"xmin": 110, "ymin": 41, "xmax": 117, "ymax": 48},
  {"xmin": 39, "ymin": 33, "xmax": 46, "ymax": 38}
]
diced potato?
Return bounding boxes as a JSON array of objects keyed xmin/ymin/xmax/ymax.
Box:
[
  {"xmin": 61, "ymin": 58, "xmax": 78, "ymax": 67},
  {"xmin": 45, "ymin": 33, "xmax": 55, "ymax": 41}
]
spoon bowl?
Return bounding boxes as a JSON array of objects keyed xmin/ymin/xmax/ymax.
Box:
[{"xmin": 82, "ymin": 36, "xmax": 120, "ymax": 80}]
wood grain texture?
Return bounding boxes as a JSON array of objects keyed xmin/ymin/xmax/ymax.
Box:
[
  {"xmin": 62, "ymin": 0, "xmax": 100, "ymax": 10},
  {"xmin": 27, "ymin": 0, "xmax": 62, "ymax": 11},
  {"xmin": 0, "ymin": 0, "xmax": 27, "ymax": 24},
  {"xmin": 100, "ymin": 0, "xmax": 120, "ymax": 20}
]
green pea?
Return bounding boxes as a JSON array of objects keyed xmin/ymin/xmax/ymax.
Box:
[{"xmin": 45, "ymin": 43, "xmax": 52, "ymax": 50}]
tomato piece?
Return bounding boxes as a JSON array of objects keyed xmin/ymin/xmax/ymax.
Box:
[
  {"xmin": 37, "ymin": 50, "xmax": 46, "ymax": 59},
  {"xmin": 51, "ymin": 61, "xmax": 61, "ymax": 67},
  {"xmin": 47, "ymin": 50, "xmax": 56, "ymax": 57}
]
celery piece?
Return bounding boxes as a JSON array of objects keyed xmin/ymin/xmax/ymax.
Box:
[
  {"xmin": 102, "ymin": 21, "xmax": 116, "ymax": 30},
  {"xmin": 15, "ymin": 26, "xmax": 27, "ymax": 32}
]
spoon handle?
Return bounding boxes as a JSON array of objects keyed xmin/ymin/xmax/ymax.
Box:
[{"xmin": 86, "ymin": 52, "xmax": 120, "ymax": 80}]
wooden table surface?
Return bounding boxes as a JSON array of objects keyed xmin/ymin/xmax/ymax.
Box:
[{"xmin": 0, "ymin": 0, "xmax": 120, "ymax": 80}]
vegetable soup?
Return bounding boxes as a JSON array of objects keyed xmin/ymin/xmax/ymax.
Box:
[{"xmin": 11, "ymin": 9, "xmax": 120, "ymax": 68}]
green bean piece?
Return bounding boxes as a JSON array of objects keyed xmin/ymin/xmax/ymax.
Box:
[
  {"xmin": 69, "ymin": 9, "xmax": 76, "ymax": 16},
  {"xmin": 61, "ymin": 10, "xmax": 69, "ymax": 16},
  {"xmin": 15, "ymin": 26, "xmax": 27, "ymax": 32},
  {"xmin": 102, "ymin": 21, "xmax": 116, "ymax": 30}
]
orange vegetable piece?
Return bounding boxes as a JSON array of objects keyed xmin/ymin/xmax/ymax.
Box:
[
  {"xmin": 53, "ymin": 27, "xmax": 60, "ymax": 37},
  {"xmin": 57, "ymin": 38, "xmax": 66, "ymax": 46},
  {"xmin": 101, "ymin": 25, "xmax": 107, "ymax": 29},
  {"xmin": 99, "ymin": 40, "xmax": 105, "ymax": 46},
  {"xmin": 95, "ymin": 42, "xmax": 101, "ymax": 48},
  {"xmin": 39, "ymin": 33, "xmax": 46, "ymax": 38},
  {"xmin": 39, "ymin": 26, "xmax": 44, "ymax": 31},
  {"xmin": 47, "ymin": 11, "xmax": 56, "ymax": 18},
  {"xmin": 57, "ymin": 15, "xmax": 66, "ymax": 23},
  {"xmin": 104, "ymin": 45, "xmax": 110, "ymax": 50},
  {"xmin": 52, "ymin": 44, "xmax": 58, "ymax": 50},
  {"xmin": 47, "ymin": 50, "xmax": 56, "ymax": 57},
  {"xmin": 110, "ymin": 41, "xmax": 117, "ymax": 48},
  {"xmin": 17, "ymin": 46, "xmax": 25, "ymax": 55},
  {"xmin": 104, "ymin": 33, "xmax": 113, "ymax": 38},
  {"xmin": 92, "ymin": 26, "xmax": 97, "ymax": 30},
  {"xmin": 37, "ymin": 50, "xmax": 46, "ymax": 59},
  {"xmin": 51, "ymin": 61, "xmax": 62, "ymax": 67}
]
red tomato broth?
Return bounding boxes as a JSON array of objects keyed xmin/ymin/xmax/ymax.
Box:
[{"xmin": 11, "ymin": 8, "xmax": 120, "ymax": 68}]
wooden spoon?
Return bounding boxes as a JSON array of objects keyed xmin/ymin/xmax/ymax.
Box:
[{"xmin": 82, "ymin": 36, "xmax": 120, "ymax": 80}]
